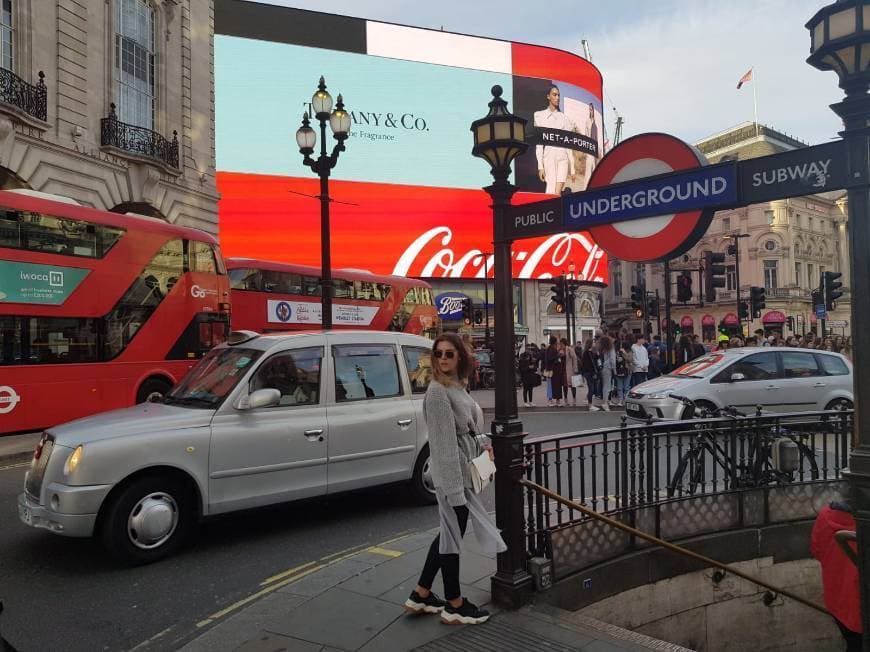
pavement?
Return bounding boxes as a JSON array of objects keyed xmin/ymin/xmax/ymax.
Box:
[{"xmin": 177, "ymin": 524, "xmax": 691, "ymax": 652}]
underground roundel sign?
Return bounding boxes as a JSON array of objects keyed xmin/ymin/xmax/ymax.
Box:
[{"xmin": 580, "ymin": 133, "xmax": 721, "ymax": 262}]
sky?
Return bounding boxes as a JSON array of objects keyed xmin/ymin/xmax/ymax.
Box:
[{"xmin": 256, "ymin": 0, "xmax": 844, "ymax": 147}]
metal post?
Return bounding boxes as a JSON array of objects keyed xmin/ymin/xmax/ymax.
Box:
[
  {"xmin": 655, "ymin": 289, "xmax": 662, "ymax": 338},
  {"xmin": 832, "ymin": 92, "xmax": 870, "ymax": 644},
  {"xmin": 664, "ymin": 261, "xmax": 672, "ymax": 370},
  {"xmin": 317, "ymin": 119, "xmax": 333, "ymax": 330},
  {"xmin": 733, "ymin": 236, "xmax": 741, "ymax": 336},
  {"xmin": 563, "ymin": 276, "xmax": 571, "ymax": 345},
  {"xmin": 487, "ymin": 180, "xmax": 533, "ymax": 609},
  {"xmin": 484, "ymin": 253, "xmax": 491, "ymax": 350}
]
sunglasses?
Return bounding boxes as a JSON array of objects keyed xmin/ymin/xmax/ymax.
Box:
[{"xmin": 433, "ymin": 349, "xmax": 456, "ymax": 359}]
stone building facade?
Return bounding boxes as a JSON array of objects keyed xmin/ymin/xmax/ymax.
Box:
[
  {"xmin": 0, "ymin": 0, "xmax": 217, "ymax": 232},
  {"xmin": 604, "ymin": 123, "xmax": 851, "ymax": 341}
]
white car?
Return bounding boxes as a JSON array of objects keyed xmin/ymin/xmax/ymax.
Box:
[
  {"xmin": 19, "ymin": 330, "xmax": 447, "ymax": 564},
  {"xmin": 625, "ymin": 347, "xmax": 853, "ymax": 421}
]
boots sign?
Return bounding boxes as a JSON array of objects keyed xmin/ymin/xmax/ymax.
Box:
[{"xmin": 505, "ymin": 134, "xmax": 851, "ymax": 263}]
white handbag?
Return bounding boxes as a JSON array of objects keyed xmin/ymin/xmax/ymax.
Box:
[{"xmin": 469, "ymin": 450, "xmax": 496, "ymax": 493}]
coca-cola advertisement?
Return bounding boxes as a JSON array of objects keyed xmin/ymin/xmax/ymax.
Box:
[{"xmin": 215, "ymin": 3, "xmax": 607, "ymax": 282}]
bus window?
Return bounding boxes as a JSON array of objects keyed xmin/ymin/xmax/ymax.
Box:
[
  {"xmin": 303, "ymin": 276, "xmax": 320, "ymax": 296},
  {"xmin": 0, "ymin": 209, "xmax": 123, "ymax": 258},
  {"xmin": 229, "ymin": 268, "xmax": 260, "ymax": 290},
  {"xmin": 334, "ymin": 279, "xmax": 352, "ymax": 299},
  {"xmin": 191, "ymin": 241, "xmax": 217, "ymax": 274}
]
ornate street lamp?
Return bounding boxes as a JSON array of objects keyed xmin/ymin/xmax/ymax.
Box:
[
  {"xmin": 295, "ymin": 76, "xmax": 351, "ymax": 329},
  {"xmin": 806, "ymin": 0, "xmax": 870, "ymax": 639},
  {"xmin": 470, "ymin": 85, "xmax": 532, "ymax": 608}
]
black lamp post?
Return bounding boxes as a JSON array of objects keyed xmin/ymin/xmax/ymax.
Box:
[
  {"xmin": 470, "ymin": 85, "xmax": 533, "ymax": 608},
  {"xmin": 295, "ymin": 76, "xmax": 351, "ymax": 329},
  {"xmin": 806, "ymin": 0, "xmax": 870, "ymax": 642},
  {"xmin": 481, "ymin": 251, "xmax": 493, "ymax": 350}
]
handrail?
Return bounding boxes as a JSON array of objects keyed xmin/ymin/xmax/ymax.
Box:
[
  {"xmin": 519, "ymin": 478, "xmax": 829, "ymax": 615},
  {"xmin": 835, "ymin": 530, "xmax": 858, "ymax": 567}
]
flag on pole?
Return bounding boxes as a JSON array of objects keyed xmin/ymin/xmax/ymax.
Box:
[{"xmin": 737, "ymin": 68, "xmax": 753, "ymax": 89}]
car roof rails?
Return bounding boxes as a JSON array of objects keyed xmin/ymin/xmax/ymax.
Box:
[{"xmin": 227, "ymin": 330, "xmax": 259, "ymax": 345}]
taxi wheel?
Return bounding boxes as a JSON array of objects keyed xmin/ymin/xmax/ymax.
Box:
[
  {"xmin": 410, "ymin": 445, "xmax": 438, "ymax": 505},
  {"xmin": 100, "ymin": 474, "xmax": 194, "ymax": 565},
  {"xmin": 136, "ymin": 377, "xmax": 172, "ymax": 404}
]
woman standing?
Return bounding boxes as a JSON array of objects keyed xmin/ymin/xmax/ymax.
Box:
[
  {"xmin": 519, "ymin": 348, "xmax": 539, "ymax": 407},
  {"xmin": 544, "ymin": 336, "xmax": 565, "ymax": 407},
  {"xmin": 598, "ymin": 335, "xmax": 615, "ymax": 411},
  {"xmin": 613, "ymin": 339, "xmax": 634, "ymax": 407},
  {"xmin": 579, "ymin": 339, "xmax": 601, "ymax": 411},
  {"xmin": 561, "ymin": 337, "xmax": 579, "ymax": 406},
  {"xmin": 406, "ymin": 334, "xmax": 504, "ymax": 625}
]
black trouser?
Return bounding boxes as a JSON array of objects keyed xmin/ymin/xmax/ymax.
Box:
[
  {"xmin": 418, "ymin": 505, "xmax": 469, "ymax": 600},
  {"xmin": 836, "ymin": 619, "xmax": 862, "ymax": 652},
  {"xmin": 522, "ymin": 385, "xmax": 534, "ymax": 403}
]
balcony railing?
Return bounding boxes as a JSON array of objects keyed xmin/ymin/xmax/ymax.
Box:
[
  {"xmin": 100, "ymin": 104, "xmax": 179, "ymax": 169},
  {"xmin": 0, "ymin": 69, "xmax": 47, "ymax": 122}
]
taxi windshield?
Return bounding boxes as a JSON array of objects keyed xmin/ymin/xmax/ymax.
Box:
[
  {"xmin": 671, "ymin": 353, "xmax": 725, "ymax": 378},
  {"xmin": 165, "ymin": 347, "xmax": 262, "ymax": 408}
]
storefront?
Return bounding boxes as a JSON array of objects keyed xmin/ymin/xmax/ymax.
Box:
[
  {"xmin": 701, "ymin": 314, "xmax": 716, "ymax": 342},
  {"xmin": 762, "ymin": 310, "xmax": 786, "ymax": 338},
  {"xmin": 680, "ymin": 316, "xmax": 694, "ymax": 336},
  {"xmin": 719, "ymin": 312, "xmax": 740, "ymax": 337}
]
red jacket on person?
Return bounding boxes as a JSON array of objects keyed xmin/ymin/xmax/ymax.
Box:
[{"xmin": 811, "ymin": 503, "xmax": 861, "ymax": 633}]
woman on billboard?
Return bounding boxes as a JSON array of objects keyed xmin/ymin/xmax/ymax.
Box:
[{"xmin": 534, "ymin": 85, "xmax": 577, "ymax": 195}]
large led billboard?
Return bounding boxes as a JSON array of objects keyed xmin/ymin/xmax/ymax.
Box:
[{"xmin": 215, "ymin": 0, "xmax": 609, "ymax": 282}]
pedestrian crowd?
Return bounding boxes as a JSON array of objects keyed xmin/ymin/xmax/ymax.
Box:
[{"xmin": 516, "ymin": 328, "xmax": 852, "ymax": 410}]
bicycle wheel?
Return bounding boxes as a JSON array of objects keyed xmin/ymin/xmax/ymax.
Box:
[{"xmin": 668, "ymin": 446, "xmax": 706, "ymax": 497}]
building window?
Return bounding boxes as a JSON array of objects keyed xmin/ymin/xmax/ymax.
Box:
[
  {"xmin": 722, "ymin": 217, "xmax": 730, "ymax": 232},
  {"xmin": 634, "ymin": 263, "xmax": 645, "ymax": 288},
  {"xmin": 765, "ymin": 210, "xmax": 775, "ymax": 225},
  {"xmin": 794, "ymin": 261, "xmax": 801, "ymax": 287},
  {"xmin": 764, "ymin": 239, "xmax": 776, "ymax": 251},
  {"xmin": 763, "ymin": 260, "xmax": 778, "ymax": 290},
  {"xmin": 808, "ymin": 216, "xmax": 814, "ymax": 231},
  {"xmin": 611, "ymin": 264, "xmax": 622, "ymax": 298},
  {"xmin": 114, "ymin": 0, "xmax": 155, "ymax": 129},
  {"xmin": 807, "ymin": 263, "xmax": 814, "ymax": 289},
  {"xmin": 726, "ymin": 264, "xmax": 736, "ymax": 291},
  {"xmin": 820, "ymin": 219, "xmax": 826, "ymax": 231},
  {"xmin": 0, "ymin": 0, "xmax": 11, "ymax": 72}
]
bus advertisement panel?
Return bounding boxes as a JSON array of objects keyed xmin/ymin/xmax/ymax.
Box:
[
  {"xmin": 0, "ymin": 190, "xmax": 230, "ymax": 435},
  {"xmin": 215, "ymin": 0, "xmax": 608, "ymax": 284}
]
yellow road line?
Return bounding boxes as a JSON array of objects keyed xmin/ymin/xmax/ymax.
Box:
[
  {"xmin": 197, "ymin": 564, "xmax": 325, "ymax": 628},
  {"xmin": 366, "ymin": 546, "xmax": 403, "ymax": 558},
  {"xmin": 0, "ymin": 462, "xmax": 29, "ymax": 471},
  {"xmin": 259, "ymin": 561, "xmax": 317, "ymax": 587},
  {"xmin": 319, "ymin": 543, "xmax": 369, "ymax": 563}
]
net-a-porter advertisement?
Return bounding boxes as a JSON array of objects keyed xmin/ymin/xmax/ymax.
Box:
[{"xmin": 214, "ymin": 0, "xmax": 608, "ymax": 283}]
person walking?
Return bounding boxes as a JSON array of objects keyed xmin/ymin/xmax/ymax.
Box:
[
  {"xmin": 811, "ymin": 500, "xmax": 862, "ymax": 651},
  {"xmin": 519, "ymin": 348, "xmax": 539, "ymax": 407},
  {"xmin": 630, "ymin": 334, "xmax": 649, "ymax": 387},
  {"xmin": 544, "ymin": 336, "xmax": 565, "ymax": 407},
  {"xmin": 675, "ymin": 335, "xmax": 694, "ymax": 367},
  {"xmin": 580, "ymin": 338, "xmax": 601, "ymax": 411},
  {"xmin": 561, "ymin": 337, "xmax": 579, "ymax": 406},
  {"xmin": 598, "ymin": 335, "xmax": 615, "ymax": 411},
  {"xmin": 406, "ymin": 333, "xmax": 504, "ymax": 625},
  {"xmin": 613, "ymin": 339, "xmax": 633, "ymax": 407}
]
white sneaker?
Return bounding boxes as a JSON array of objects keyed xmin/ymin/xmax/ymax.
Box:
[
  {"xmin": 588, "ymin": 404, "xmax": 601, "ymax": 411},
  {"xmin": 602, "ymin": 403, "xmax": 611, "ymax": 411},
  {"xmin": 547, "ymin": 400, "xmax": 554, "ymax": 407}
]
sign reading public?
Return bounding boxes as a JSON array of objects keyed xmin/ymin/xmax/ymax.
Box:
[
  {"xmin": 0, "ymin": 261, "xmax": 90, "ymax": 305},
  {"xmin": 506, "ymin": 197, "xmax": 563, "ymax": 238},
  {"xmin": 739, "ymin": 140, "xmax": 847, "ymax": 203}
]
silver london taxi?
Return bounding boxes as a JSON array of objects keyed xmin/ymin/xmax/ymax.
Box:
[
  {"xmin": 625, "ymin": 347, "xmax": 853, "ymax": 421},
  {"xmin": 18, "ymin": 330, "xmax": 443, "ymax": 564}
]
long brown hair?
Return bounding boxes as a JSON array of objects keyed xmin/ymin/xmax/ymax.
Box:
[{"xmin": 431, "ymin": 333, "xmax": 473, "ymax": 387}]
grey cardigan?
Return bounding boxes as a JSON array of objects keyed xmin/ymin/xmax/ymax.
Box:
[{"xmin": 423, "ymin": 380, "xmax": 486, "ymax": 507}]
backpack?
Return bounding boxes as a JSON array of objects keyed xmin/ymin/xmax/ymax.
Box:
[{"xmin": 615, "ymin": 350, "xmax": 628, "ymax": 377}]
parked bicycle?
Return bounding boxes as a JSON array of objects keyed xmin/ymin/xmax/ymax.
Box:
[{"xmin": 666, "ymin": 394, "xmax": 820, "ymax": 497}]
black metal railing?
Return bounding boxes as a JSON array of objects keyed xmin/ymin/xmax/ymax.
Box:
[
  {"xmin": 521, "ymin": 410, "xmax": 852, "ymax": 559},
  {"xmin": 101, "ymin": 103, "xmax": 179, "ymax": 169},
  {"xmin": 0, "ymin": 69, "xmax": 47, "ymax": 122}
]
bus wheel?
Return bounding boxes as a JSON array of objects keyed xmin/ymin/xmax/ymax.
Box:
[
  {"xmin": 136, "ymin": 377, "xmax": 172, "ymax": 404},
  {"xmin": 100, "ymin": 474, "xmax": 195, "ymax": 565},
  {"xmin": 410, "ymin": 445, "xmax": 437, "ymax": 505}
]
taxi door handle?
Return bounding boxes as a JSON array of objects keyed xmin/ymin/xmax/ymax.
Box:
[
  {"xmin": 303, "ymin": 428, "xmax": 324, "ymax": 442},
  {"xmin": 765, "ymin": 385, "xmax": 779, "ymax": 391},
  {"xmin": 397, "ymin": 419, "xmax": 413, "ymax": 427}
]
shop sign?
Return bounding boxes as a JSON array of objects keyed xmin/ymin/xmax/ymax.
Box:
[
  {"xmin": 434, "ymin": 292, "xmax": 469, "ymax": 320},
  {"xmin": 0, "ymin": 261, "xmax": 90, "ymax": 305}
]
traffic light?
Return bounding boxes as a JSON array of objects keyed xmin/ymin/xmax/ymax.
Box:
[
  {"xmin": 630, "ymin": 284, "xmax": 645, "ymax": 311},
  {"xmin": 647, "ymin": 296, "xmax": 659, "ymax": 317},
  {"xmin": 634, "ymin": 308, "xmax": 643, "ymax": 319},
  {"xmin": 749, "ymin": 286, "xmax": 766, "ymax": 319},
  {"xmin": 739, "ymin": 301, "xmax": 749, "ymax": 321},
  {"xmin": 786, "ymin": 316, "xmax": 795, "ymax": 332},
  {"xmin": 676, "ymin": 272, "xmax": 693, "ymax": 303},
  {"xmin": 473, "ymin": 309, "xmax": 483, "ymax": 325},
  {"xmin": 823, "ymin": 271, "xmax": 843, "ymax": 310},
  {"xmin": 462, "ymin": 297, "xmax": 473, "ymax": 325},
  {"xmin": 550, "ymin": 275, "xmax": 566, "ymax": 312},
  {"xmin": 703, "ymin": 251, "xmax": 727, "ymax": 302}
]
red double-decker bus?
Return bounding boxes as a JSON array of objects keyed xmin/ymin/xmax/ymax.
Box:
[
  {"xmin": 226, "ymin": 258, "xmax": 439, "ymax": 337},
  {"xmin": 0, "ymin": 190, "xmax": 230, "ymax": 435}
]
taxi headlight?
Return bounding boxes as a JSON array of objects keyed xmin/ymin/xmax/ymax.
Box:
[
  {"xmin": 646, "ymin": 393, "xmax": 670, "ymax": 400},
  {"xmin": 63, "ymin": 445, "xmax": 83, "ymax": 476}
]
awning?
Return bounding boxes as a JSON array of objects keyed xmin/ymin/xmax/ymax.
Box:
[
  {"xmin": 702, "ymin": 314, "xmax": 715, "ymax": 326},
  {"xmin": 681, "ymin": 316, "xmax": 694, "ymax": 327},
  {"xmin": 722, "ymin": 312, "xmax": 739, "ymax": 326},
  {"xmin": 762, "ymin": 310, "xmax": 786, "ymax": 324}
]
